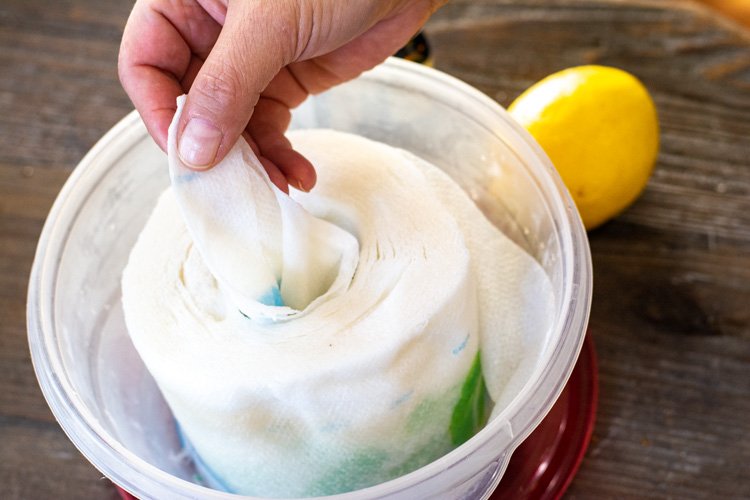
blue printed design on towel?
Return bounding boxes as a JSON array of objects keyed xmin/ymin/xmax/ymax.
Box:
[
  {"xmin": 452, "ymin": 334, "xmax": 470, "ymax": 355},
  {"xmin": 175, "ymin": 421, "xmax": 233, "ymax": 492},
  {"xmin": 320, "ymin": 421, "xmax": 349, "ymax": 433},
  {"xmin": 172, "ymin": 171, "xmax": 199, "ymax": 186},
  {"xmin": 390, "ymin": 390, "xmax": 414, "ymax": 409},
  {"xmin": 258, "ymin": 286, "xmax": 285, "ymax": 307}
]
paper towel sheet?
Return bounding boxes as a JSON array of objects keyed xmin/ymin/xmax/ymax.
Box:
[
  {"xmin": 121, "ymin": 99, "xmax": 555, "ymax": 497},
  {"xmin": 167, "ymin": 95, "xmax": 359, "ymax": 321}
]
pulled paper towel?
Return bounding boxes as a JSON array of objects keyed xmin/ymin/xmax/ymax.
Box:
[
  {"xmin": 167, "ymin": 95, "xmax": 359, "ymax": 321},
  {"xmin": 121, "ymin": 98, "xmax": 555, "ymax": 497}
]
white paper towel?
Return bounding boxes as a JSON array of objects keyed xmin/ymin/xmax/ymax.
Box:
[
  {"xmin": 167, "ymin": 95, "xmax": 359, "ymax": 321},
  {"xmin": 121, "ymin": 98, "xmax": 555, "ymax": 497}
]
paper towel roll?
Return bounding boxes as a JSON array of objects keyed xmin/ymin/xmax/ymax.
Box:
[{"xmin": 121, "ymin": 102, "xmax": 554, "ymax": 497}]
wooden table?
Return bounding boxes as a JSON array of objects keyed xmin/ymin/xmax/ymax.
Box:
[{"xmin": 2, "ymin": 0, "xmax": 749, "ymax": 498}]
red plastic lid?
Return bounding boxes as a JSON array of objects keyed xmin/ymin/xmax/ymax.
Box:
[
  {"xmin": 491, "ymin": 332, "xmax": 598, "ymax": 500},
  {"xmin": 118, "ymin": 334, "xmax": 597, "ymax": 500}
]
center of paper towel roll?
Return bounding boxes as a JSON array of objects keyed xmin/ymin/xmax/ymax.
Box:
[{"xmin": 167, "ymin": 95, "xmax": 359, "ymax": 322}]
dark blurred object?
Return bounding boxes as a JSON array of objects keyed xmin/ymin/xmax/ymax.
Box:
[{"xmin": 395, "ymin": 31, "xmax": 433, "ymax": 66}]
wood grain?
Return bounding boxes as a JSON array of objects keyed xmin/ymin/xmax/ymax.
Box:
[
  {"xmin": 426, "ymin": 2, "xmax": 750, "ymax": 498},
  {"xmin": 1, "ymin": 0, "xmax": 749, "ymax": 499},
  {"xmin": 1, "ymin": 1, "xmax": 132, "ymax": 497}
]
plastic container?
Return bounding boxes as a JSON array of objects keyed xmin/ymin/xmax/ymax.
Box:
[{"xmin": 27, "ymin": 57, "xmax": 592, "ymax": 500}]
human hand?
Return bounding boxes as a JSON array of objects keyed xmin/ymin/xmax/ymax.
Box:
[{"xmin": 118, "ymin": 0, "xmax": 447, "ymax": 193}]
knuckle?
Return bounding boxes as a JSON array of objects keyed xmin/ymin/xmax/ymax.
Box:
[{"xmin": 192, "ymin": 68, "xmax": 247, "ymax": 112}]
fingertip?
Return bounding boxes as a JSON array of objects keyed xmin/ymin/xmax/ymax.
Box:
[
  {"xmin": 291, "ymin": 165, "xmax": 316, "ymax": 193},
  {"xmin": 147, "ymin": 114, "xmax": 171, "ymax": 155},
  {"xmin": 134, "ymin": 105, "xmax": 176, "ymax": 156},
  {"xmin": 263, "ymin": 147, "xmax": 317, "ymax": 193},
  {"xmin": 294, "ymin": 152, "xmax": 317, "ymax": 192}
]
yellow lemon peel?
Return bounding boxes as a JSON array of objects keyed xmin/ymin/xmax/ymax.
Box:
[{"xmin": 508, "ymin": 65, "xmax": 659, "ymax": 230}]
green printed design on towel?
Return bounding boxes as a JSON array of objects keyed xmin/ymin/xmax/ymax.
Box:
[
  {"xmin": 450, "ymin": 350, "xmax": 486, "ymax": 447},
  {"xmin": 304, "ymin": 352, "xmax": 486, "ymax": 496},
  {"xmin": 308, "ymin": 448, "xmax": 390, "ymax": 496}
]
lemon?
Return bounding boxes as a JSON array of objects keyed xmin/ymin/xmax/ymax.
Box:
[{"xmin": 508, "ymin": 65, "xmax": 659, "ymax": 230}]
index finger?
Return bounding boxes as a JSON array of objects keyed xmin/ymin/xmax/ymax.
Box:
[{"xmin": 118, "ymin": 0, "xmax": 222, "ymax": 150}]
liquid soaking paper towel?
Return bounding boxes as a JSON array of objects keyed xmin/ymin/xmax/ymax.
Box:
[{"xmin": 121, "ymin": 97, "xmax": 555, "ymax": 498}]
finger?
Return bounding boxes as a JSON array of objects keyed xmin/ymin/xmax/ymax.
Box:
[
  {"xmin": 249, "ymin": 96, "xmax": 316, "ymax": 192},
  {"xmin": 286, "ymin": 2, "xmax": 435, "ymax": 96},
  {"xmin": 177, "ymin": 2, "xmax": 299, "ymax": 170},
  {"xmin": 264, "ymin": 147, "xmax": 317, "ymax": 193},
  {"xmin": 118, "ymin": 0, "xmax": 221, "ymax": 150},
  {"xmin": 258, "ymin": 155, "xmax": 291, "ymax": 195},
  {"xmin": 240, "ymin": 130, "xmax": 289, "ymax": 194}
]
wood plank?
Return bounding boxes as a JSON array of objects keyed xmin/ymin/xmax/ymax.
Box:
[
  {"xmin": 0, "ymin": 1, "xmax": 133, "ymax": 169},
  {"xmin": 0, "ymin": 1, "xmax": 137, "ymax": 496},
  {"xmin": 0, "ymin": 414, "xmax": 121, "ymax": 499}
]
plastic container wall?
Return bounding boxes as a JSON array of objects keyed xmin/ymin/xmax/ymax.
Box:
[{"xmin": 28, "ymin": 58, "xmax": 592, "ymax": 500}]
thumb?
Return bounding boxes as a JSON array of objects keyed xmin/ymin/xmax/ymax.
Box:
[{"xmin": 177, "ymin": 3, "xmax": 296, "ymax": 170}]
